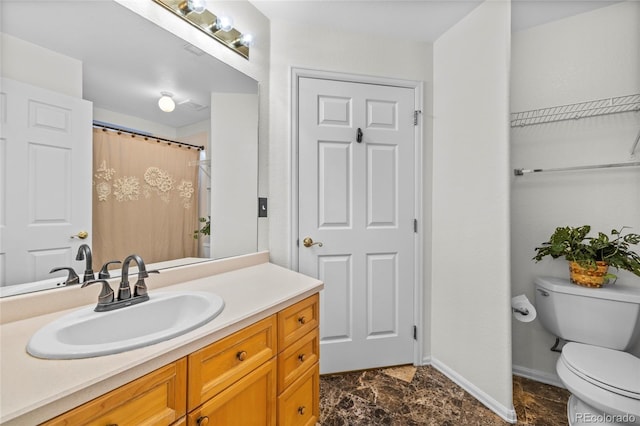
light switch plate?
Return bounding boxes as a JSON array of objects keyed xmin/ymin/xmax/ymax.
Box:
[{"xmin": 258, "ymin": 197, "xmax": 268, "ymax": 217}]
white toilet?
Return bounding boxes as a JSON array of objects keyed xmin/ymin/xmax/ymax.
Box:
[{"xmin": 535, "ymin": 276, "xmax": 640, "ymax": 425}]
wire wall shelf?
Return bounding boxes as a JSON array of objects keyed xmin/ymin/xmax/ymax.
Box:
[{"xmin": 510, "ymin": 94, "xmax": 640, "ymax": 127}]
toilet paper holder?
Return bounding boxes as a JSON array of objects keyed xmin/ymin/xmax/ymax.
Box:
[{"xmin": 512, "ymin": 306, "xmax": 530, "ymax": 316}]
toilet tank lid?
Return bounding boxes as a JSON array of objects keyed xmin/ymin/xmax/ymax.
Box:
[{"xmin": 535, "ymin": 276, "xmax": 640, "ymax": 304}]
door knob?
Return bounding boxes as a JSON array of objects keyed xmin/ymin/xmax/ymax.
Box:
[
  {"xmin": 71, "ymin": 231, "xmax": 89, "ymax": 239},
  {"xmin": 302, "ymin": 237, "xmax": 323, "ymax": 248}
]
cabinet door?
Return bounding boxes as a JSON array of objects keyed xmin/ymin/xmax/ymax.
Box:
[
  {"xmin": 278, "ymin": 328, "xmax": 319, "ymax": 392},
  {"xmin": 277, "ymin": 294, "xmax": 319, "ymax": 351},
  {"xmin": 277, "ymin": 363, "xmax": 319, "ymax": 426},
  {"xmin": 42, "ymin": 359, "xmax": 187, "ymax": 426},
  {"xmin": 187, "ymin": 359, "xmax": 277, "ymax": 426},
  {"xmin": 188, "ymin": 315, "xmax": 277, "ymax": 410}
]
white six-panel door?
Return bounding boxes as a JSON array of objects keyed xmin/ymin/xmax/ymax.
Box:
[
  {"xmin": 1, "ymin": 78, "xmax": 92, "ymax": 286},
  {"xmin": 298, "ymin": 77, "xmax": 416, "ymax": 374}
]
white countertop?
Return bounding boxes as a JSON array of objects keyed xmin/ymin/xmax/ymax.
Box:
[{"xmin": 0, "ymin": 255, "xmax": 323, "ymax": 425}]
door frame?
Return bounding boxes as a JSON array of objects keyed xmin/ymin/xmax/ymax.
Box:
[{"xmin": 289, "ymin": 67, "xmax": 425, "ymax": 366}]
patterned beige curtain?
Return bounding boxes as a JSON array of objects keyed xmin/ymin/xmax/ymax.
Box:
[{"xmin": 92, "ymin": 128, "xmax": 199, "ymax": 268}]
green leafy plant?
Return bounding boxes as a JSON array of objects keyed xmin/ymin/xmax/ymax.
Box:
[
  {"xmin": 533, "ymin": 225, "xmax": 640, "ymax": 279},
  {"xmin": 193, "ymin": 216, "xmax": 211, "ymax": 239}
]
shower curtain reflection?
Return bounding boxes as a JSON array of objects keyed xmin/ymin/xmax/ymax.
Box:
[{"xmin": 92, "ymin": 128, "xmax": 200, "ymax": 269}]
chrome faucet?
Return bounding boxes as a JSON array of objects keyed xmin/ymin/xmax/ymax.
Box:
[
  {"xmin": 119, "ymin": 254, "xmax": 149, "ymax": 300},
  {"xmin": 82, "ymin": 254, "xmax": 158, "ymax": 312},
  {"xmin": 75, "ymin": 244, "xmax": 95, "ymax": 282}
]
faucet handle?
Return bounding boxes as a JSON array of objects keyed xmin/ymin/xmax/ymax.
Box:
[
  {"xmin": 133, "ymin": 270, "xmax": 160, "ymax": 298},
  {"xmin": 50, "ymin": 267, "xmax": 80, "ymax": 286},
  {"xmin": 81, "ymin": 279, "xmax": 115, "ymax": 306},
  {"xmin": 99, "ymin": 260, "xmax": 122, "ymax": 279}
]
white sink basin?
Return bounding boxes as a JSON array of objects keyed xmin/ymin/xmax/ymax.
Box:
[{"xmin": 27, "ymin": 291, "xmax": 225, "ymax": 359}]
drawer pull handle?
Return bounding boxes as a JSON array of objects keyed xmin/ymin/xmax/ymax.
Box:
[
  {"xmin": 297, "ymin": 316, "xmax": 307, "ymax": 325},
  {"xmin": 298, "ymin": 406, "xmax": 306, "ymax": 415},
  {"xmin": 197, "ymin": 416, "xmax": 210, "ymax": 426},
  {"xmin": 298, "ymin": 353, "xmax": 306, "ymax": 362},
  {"xmin": 236, "ymin": 350, "xmax": 248, "ymax": 361}
]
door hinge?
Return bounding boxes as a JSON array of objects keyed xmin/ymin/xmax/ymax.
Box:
[
  {"xmin": 413, "ymin": 110, "xmax": 422, "ymax": 126},
  {"xmin": 413, "ymin": 325, "xmax": 418, "ymax": 340},
  {"xmin": 414, "ymin": 219, "xmax": 418, "ymax": 233}
]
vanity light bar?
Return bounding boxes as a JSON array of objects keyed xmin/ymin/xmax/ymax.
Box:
[{"xmin": 152, "ymin": 0, "xmax": 251, "ymax": 59}]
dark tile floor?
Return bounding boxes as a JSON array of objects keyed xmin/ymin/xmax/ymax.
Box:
[{"xmin": 319, "ymin": 365, "xmax": 570, "ymax": 425}]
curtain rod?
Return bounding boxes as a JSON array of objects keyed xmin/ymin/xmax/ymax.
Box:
[
  {"xmin": 92, "ymin": 122, "xmax": 205, "ymax": 151},
  {"xmin": 514, "ymin": 161, "xmax": 640, "ymax": 176}
]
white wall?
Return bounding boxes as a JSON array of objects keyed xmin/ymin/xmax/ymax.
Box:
[
  {"xmin": 210, "ymin": 93, "xmax": 259, "ymax": 258},
  {"xmin": 267, "ymin": 19, "xmax": 433, "ymax": 356},
  {"xmin": 0, "ymin": 33, "xmax": 82, "ymax": 97},
  {"xmin": 432, "ymin": 1, "xmax": 514, "ymax": 422},
  {"xmin": 511, "ymin": 0, "xmax": 640, "ymax": 384},
  {"xmin": 93, "ymin": 107, "xmax": 181, "ymax": 138}
]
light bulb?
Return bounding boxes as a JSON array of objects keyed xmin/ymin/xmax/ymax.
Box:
[
  {"xmin": 158, "ymin": 93, "xmax": 175, "ymax": 112},
  {"xmin": 215, "ymin": 15, "xmax": 234, "ymax": 32},
  {"xmin": 187, "ymin": 0, "xmax": 206, "ymax": 14},
  {"xmin": 239, "ymin": 33, "xmax": 254, "ymax": 47}
]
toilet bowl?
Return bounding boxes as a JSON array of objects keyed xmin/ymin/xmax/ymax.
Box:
[
  {"xmin": 557, "ymin": 342, "xmax": 640, "ymax": 425},
  {"xmin": 535, "ymin": 277, "xmax": 640, "ymax": 425}
]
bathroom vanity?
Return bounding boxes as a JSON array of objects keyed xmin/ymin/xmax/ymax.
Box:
[{"xmin": 0, "ymin": 252, "xmax": 323, "ymax": 425}]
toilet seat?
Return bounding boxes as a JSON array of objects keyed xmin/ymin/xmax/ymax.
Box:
[{"xmin": 561, "ymin": 342, "xmax": 640, "ymax": 400}]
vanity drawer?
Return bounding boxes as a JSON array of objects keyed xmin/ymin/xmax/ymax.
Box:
[
  {"xmin": 187, "ymin": 315, "xmax": 277, "ymax": 410},
  {"xmin": 41, "ymin": 359, "xmax": 187, "ymax": 426},
  {"xmin": 278, "ymin": 294, "xmax": 319, "ymax": 351},
  {"xmin": 278, "ymin": 328, "xmax": 319, "ymax": 392},
  {"xmin": 187, "ymin": 358, "xmax": 277, "ymax": 426},
  {"xmin": 277, "ymin": 362, "xmax": 319, "ymax": 426}
]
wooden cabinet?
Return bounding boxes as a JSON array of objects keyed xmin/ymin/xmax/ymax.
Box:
[
  {"xmin": 185, "ymin": 294, "xmax": 320, "ymax": 426},
  {"xmin": 278, "ymin": 294, "xmax": 319, "ymax": 350},
  {"xmin": 277, "ymin": 363, "xmax": 319, "ymax": 426},
  {"xmin": 41, "ymin": 359, "xmax": 187, "ymax": 426},
  {"xmin": 278, "ymin": 324, "xmax": 319, "ymax": 392},
  {"xmin": 277, "ymin": 294, "xmax": 320, "ymax": 426},
  {"xmin": 187, "ymin": 315, "xmax": 277, "ymax": 410},
  {"xmin": 187, "ymin": 359, "xmax": 277, "ymax": 426},
  {"xmin": 41, "ymin": 293, "xmax": 319, "ymax": 426}
]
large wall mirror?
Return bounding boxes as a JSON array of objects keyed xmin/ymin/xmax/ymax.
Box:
[{"xmin": 0, "ymin": 0, "xmax": 259, "ymax": 296}]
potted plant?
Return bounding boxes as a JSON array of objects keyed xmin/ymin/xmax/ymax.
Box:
[
  {"xmin": 193, "ymin": 216, "xmax": 211, "ymax": 239},
  {"xmin": 533, "ymin": 225, "xmax": 640, "ymax": 287}
]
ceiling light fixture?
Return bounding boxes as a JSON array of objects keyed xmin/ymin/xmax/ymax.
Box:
[
  {"xmin": 152, "ymin": 0, "xmax": 252, "ymax": 59},
  {"xmin": 158, "ymin": 92, "xmax": 176, "ymax": 112}
]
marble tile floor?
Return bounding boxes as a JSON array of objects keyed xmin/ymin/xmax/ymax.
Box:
[{"xmin": 319, "ymin": 365, "xmax": 570, "ymax": 425}]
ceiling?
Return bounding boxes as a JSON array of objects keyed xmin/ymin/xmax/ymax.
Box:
[
  {"xmin": 1, "ymin": 0, "xmax": 258, "ymax": 129},
  {"xmin": 1, "ymin": 0, "xmax": 621, "ymax": 130},
  {"xmin": 250, "ymin": 0, "xmax": 623, "ymax": 42}
]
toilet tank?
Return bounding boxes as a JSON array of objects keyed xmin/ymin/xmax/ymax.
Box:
[{"xmin": 534, "ymin": 276, "xmax": 640, "ymax": 350}]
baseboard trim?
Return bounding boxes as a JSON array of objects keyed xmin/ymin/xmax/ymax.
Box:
[
  {"xmin": 430, "ymin": 357, "xmax": 518, "ymax": 424},
  {"xmin": 512, "ymin": 364, "xmax": 565, "ymax": 389},
  {"xmin": 419, "ymin": 354, "xmax": 431, "ymax": 365}
]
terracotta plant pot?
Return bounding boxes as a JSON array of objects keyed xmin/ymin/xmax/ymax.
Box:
[{"xmin": 568, "ymin": 261, "xmax": 609, "ymax": 288}]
